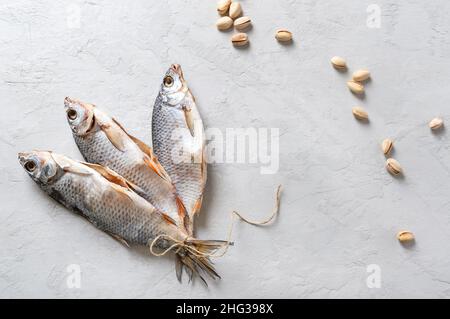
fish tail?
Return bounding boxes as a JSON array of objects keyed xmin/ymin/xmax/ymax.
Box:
[{"xmin": 176, "ymin": 239, "xmax": 228, "ymax": 285}]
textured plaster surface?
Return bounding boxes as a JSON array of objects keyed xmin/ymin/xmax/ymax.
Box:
[{"xmin": 1, "ymin": 0, "xmax": 450, "ymax": 298}]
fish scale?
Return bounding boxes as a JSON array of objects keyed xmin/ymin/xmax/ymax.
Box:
[
  {"xmin": 153, "ymin": 99, "xmax": 203, "ymax": 213},
  {"xmin": 152, "ymin": 65, "xmax": 206, "ymax": 235},
  {"xmin": 75, "ymin": 129, "xmax": 179, "ymax": 224},
  {"xmin": 64, "ymin": 98, "xmax": 187, "ymax": 233},
  {"xmin": 22, "ymin": 152, "xmax": 180, "ymax": 246},
  {"xmin": 19, "ymin": 151, "xmax": 224, "ymax": 282}
]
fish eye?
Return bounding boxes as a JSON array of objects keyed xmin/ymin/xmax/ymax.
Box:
[
  {"xmin": 67, "ymin": 109, "xmax": 78, "ymax": 120},
  {"xmin": 163, "ymin": 76, "xmax": 174, "ymax": 87},
  {"xmin": 24, "ymin": 160, "xmax": 36, "ymax": 172}
]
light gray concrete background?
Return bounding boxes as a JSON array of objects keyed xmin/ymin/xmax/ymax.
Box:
[{"xmin": 1, "ymin": 0, "xmax": 450, "ymax": 298}]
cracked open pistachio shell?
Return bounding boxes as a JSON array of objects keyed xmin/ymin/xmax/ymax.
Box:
[
  {"xmin": 352, "ymin": 69, "xmax": 370, "ymax": 82},
  {"xmin": 352, "ymin": 106, "xmax": 368, "ymax": 120},
  {"xmin": 429, "ymin": 117, "xmax": 444, "ymax": 130},
  {"xmin": 331, "ymin": 56, "xmax": 347, "ymax": 70},
  {"xmin": 231, "ymin": 32, "xmax": 248, "ymax": 47},
  {"xmin": 381, "ymin": 139, "xmax": 394, "ymax": 155},
  {"xmin": 275, "ymin": 29, "xmax": 293, "ymax": 42},
  {"xmin": 347, "ymin": 81, "xmax": 365, "ymax": 95},
  {"xmin": 386, "ymin": 158, "xmax": 402, "ymax": 175},
  {"xmin": 229, "ymin": 2, "xmax": 242, "ymax": 19},
  {"xmin": 216, "ymin": 16, "xmax": 233, "ymax": 30},
  {"xmin": 217, "ymin": 0, "xmax": 232, "ymax": 15},
  {"xmin": 234, "ymin": 16, "xmax": 251, "ymax": 31},
  {"xmin": 397, "ymin": 231, "xmax": 414, "ymax": 243}
]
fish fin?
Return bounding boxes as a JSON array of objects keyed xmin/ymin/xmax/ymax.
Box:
[
  {"xmin": 191, "ymin": 149, "xmax": 207, "ymax": 216},
  {"xmin": 192, "ymin": 196, "xmax": 203, "ymax": 216},
  {"xmin": 106, "ymin": 232, "xmax": 130, "ymax": 248},
  {"xmin": 112, "ymin": 118, "xmax": 154, "ymax": 156},
  {"xmin": 111, "ymin": 117, "xmax": 153, "ymax": 155},
  {"xmin": 175, "ymin": 255, "xmax": 183, "ymax": 283},
  {"xmin": 81, "ymin": 162, "xmax": 129, "ymax": 187},
  {"xmin": 109, "ymin": 183, "xmax": 134, "ymax": 203},
  {"xmin": 175, "ymin": 196, "xmax": 191, "ymax": 234},
  {"xmin": 62, "ymin": 166, "xmax": 92, "ymax": 176},
  {"xmin": 111, "ymin": 117, "xmax": 130, "ymax": 135},
  {"xmin": 160, "ymin": 212, "xmax": 177, "ymax": 226},
  {"xmin": 81, "ymin": 162, "xmax": 145, "ymax": 195},
  {"xmin": 98, "ymin": 121, "xmax": 126, "ymax": 152},
  {"xmin": 177, "ymin": 239, "xmax": 225, "ymax": 284},
  {"xmin": 175, "ymin": 196, "xmax": 187, "ymax": 221},
  {"xmin": 111, "ymin": 117, "xmax": 172, "ymax": 182},
  {"xmin": 178, "ymin": 254, "xmax": 196, "ymax": 283},
  {"xmin": 51, "ymin": 154, "xmax": 92, "ymax": 176},
  {"xmin": 201, "ymin": 148, "xmax": 207, "ymax": 181},
  {"xmin": 185, "ymin": 255, "xmax": 208, "ymax": 285},
  {"xmin": 184, "ymin": 215, "xmax": 193, "ymax": 236},
  {"xmin": 142, "ymin": 156, "xmax": 172, "ymax": 183},
  {"xmin": 183, "ymin": 106, "xmax": 195, "ymax": 137},
  {"xmin": 131, "ymin": 136, "xmax": 155, "ymax": 158}
]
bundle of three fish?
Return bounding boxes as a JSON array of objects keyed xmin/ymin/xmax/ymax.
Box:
[{"xmin": 19, "ymin": 65, "xmax": 221, "ymax": 283}]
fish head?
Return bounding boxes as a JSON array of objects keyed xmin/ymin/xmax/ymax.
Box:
[
  {"xmin": 160, "ymin": 64, "xmax": 188, "ymax": 106},
  {"xmin": 18, "ymin": 150, "xmax": 61, "ymax": 185},
  {"xmin": 64, "ymin": 97, "xmax": 95, "ymax": 135}
]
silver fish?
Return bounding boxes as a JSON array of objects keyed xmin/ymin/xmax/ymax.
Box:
[
  {"xmin": 18, "ymin": 151, "xmax": 223, "ymax": 282},
  {"xmin": 152, "ymin": 64, "xmax": 206, "ymax": 235},
  {"xmin": 64, "ymin": 97, "xmax": 189, "ymax": 234}
]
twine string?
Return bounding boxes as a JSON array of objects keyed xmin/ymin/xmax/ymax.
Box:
[{"xmin": 149, "ymin": 184, "xmax": 282, "ymax": 258}]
